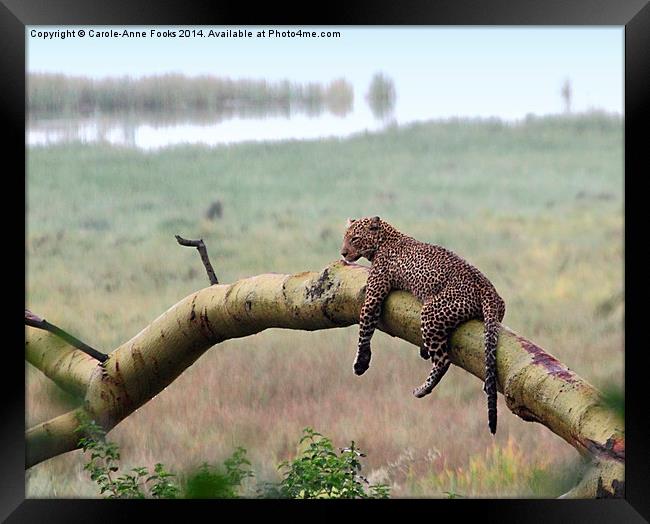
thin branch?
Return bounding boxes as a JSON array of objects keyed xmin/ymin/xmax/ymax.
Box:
[
  {"xmin": 175, "ymin": 235, "xmax": 219, "ymax": 285},
  {"xmin": 25, "ymin": 309, "xmax": 108, "ymax": 363}
]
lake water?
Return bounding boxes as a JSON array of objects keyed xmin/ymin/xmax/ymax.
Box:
[{"xmin": 27, "ymin": 105, "xmax": 397, "ymax": 150}]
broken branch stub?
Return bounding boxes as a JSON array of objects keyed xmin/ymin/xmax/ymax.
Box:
[{"xmin": 175, "ymin": 235, "xmax": 219, "ymax": 285}]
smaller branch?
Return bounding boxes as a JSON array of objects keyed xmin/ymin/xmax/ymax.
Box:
[
  {"xmin": 26, "ymin": 408, "xmax": 88, "ymax": 469},
  {"xmin": 175, "ymin": 235, "xmax": 219, "ymax": 285},
  {"xmin": 25, "ymin": 309, "xmax": 108, "ymax": 363}
]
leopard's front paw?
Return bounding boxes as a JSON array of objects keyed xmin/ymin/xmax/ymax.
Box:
[{"xmin": 419, "ymin": 346, "xmax": 431, "ymax": 360}]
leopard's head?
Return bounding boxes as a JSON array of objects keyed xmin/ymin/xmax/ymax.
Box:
[{"xmin": 341, "ymin": 216, "xmax": 383, "ymax": 263}]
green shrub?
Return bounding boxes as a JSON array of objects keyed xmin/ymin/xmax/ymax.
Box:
[
  {"xmin": 277, "ymin": 427, "xmax": 390, "ymax": 499},
  {"xmin": 76, "ymin": 416, "xmax": 387, "ymax": 499},
  {"xmin": 183, "ymin": 447, "xmax": 253, "ymax": 499},
  {"xmin": 75, "ymin": 413, "xmax": 179, "ymax": 499}
]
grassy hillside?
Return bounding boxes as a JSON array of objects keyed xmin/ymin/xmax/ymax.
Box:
[{"xmin": 26, "ymin": 114, "xmax": 623, "ymax": 497}]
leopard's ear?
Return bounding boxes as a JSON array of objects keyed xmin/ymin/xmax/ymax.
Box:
[
  {"xmin": 346, "ymin": 217, "xmax": 356, "ymax": 227},
  {"xmin": 369, "ymin": 216, "xmax": 381, "ymax": 230}
]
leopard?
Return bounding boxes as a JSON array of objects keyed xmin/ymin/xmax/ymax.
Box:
[{"xmin": 340, "ymin": 216, "xmax": 506, "ymax": 434}]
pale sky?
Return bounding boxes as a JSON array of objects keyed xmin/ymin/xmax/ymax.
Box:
[{"xmin": 27, "ymin": 26, "xmax": 623, "ymax": 120}]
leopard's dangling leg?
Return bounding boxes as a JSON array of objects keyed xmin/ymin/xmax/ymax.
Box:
[
  {"xmin": 413, "ymin": 345, "xmax": 451, "ymax": 398},
  {"xmin": 413, "ymin": 294, "xmax": 468, "ymax": 398}
]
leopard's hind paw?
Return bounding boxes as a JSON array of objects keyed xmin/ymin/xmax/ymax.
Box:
[{"xmin": 413, "ymin": 385, "xmax": 431, "ymax": 398}]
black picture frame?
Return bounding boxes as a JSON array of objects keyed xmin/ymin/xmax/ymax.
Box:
[{"xmin": 6, "ymin": 1, "xmax": 648, "ymax": 521}]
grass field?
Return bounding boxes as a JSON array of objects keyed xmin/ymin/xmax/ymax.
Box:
[{"xmin": 25, "ymin": 113, "xmax": 623, "ymax": 498}]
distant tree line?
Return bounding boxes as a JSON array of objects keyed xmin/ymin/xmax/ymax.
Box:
[{"xmin": 28, "ymin": 73, "xmax": 355, "ymax": 118}]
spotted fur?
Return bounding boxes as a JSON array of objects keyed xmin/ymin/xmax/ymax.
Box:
[{"xmin": 341, "ymin": 216, "xmax": 506, "ymax": 434}]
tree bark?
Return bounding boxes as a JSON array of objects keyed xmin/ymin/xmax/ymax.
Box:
[{"xmin": 25, "ymin": 261, "xmax": 624, "ymax": 498}]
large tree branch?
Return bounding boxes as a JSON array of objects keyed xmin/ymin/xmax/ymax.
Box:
[{"xmin": 25, "ymin": 261, "xmax": 623, "ymax": 498}]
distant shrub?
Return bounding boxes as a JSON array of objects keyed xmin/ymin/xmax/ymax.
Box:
[
  {"xmin": 601, "ymin": 384, "xmax": 624, "ymax": 420},
  {"xmin": 366, "ymin": 72, "xmax": 396, "ymax": 120}
]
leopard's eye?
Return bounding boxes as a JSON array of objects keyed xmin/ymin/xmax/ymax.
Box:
[{"xmin": 351, "ymin": 236, "xmax": 361, "ymax": 245}]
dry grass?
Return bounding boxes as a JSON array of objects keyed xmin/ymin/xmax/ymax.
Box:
[
  {"xmin": 26, "ymin": 114, "xmax": 623, "ymax": 498},
  {"xmin": 26, "ymin": 330, "xmax": 584, "ymax": 498}
]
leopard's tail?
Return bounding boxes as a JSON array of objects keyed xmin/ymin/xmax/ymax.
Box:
[{"xmin": 481, "ymin": 293, "xmax": 504, "ymax": 435}]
